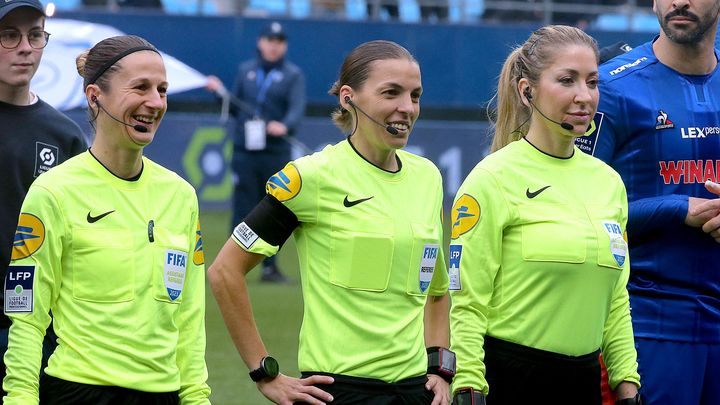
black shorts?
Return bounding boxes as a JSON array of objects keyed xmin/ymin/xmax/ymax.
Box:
[
  {"xmin": 295, "ymin": 372, "xmax": 433, "ymax": 405},
  {"xmin": 483, "ymin": 336, "xmax": 601, "ymax": 405},
  {"xmin": 39, "ymin": 374, "xmax": 180, "ymax": 405}
]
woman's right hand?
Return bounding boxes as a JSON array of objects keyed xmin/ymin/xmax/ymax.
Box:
[{"xmin": 258, "ymin": 373, "xmax": 334, "ymax": 405}]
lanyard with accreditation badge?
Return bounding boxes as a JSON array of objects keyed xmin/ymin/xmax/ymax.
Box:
[{"xmin": 245, "ymin": 67, "xmax": 278, "ymax": 151}]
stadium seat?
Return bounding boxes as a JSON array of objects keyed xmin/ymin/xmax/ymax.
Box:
[
  {"xmin": 163, "ymin": 0, "xmax": 219, "ymax": 15},
  {"xmin": 345, "ymin": 0, "xmax": 366, "ymax": 20},
  {"xmin": 594, "ymin": 12, "xmax": 659, "ymax": 32},
  {"xmin": 41, "ymin": 0, "xmax": 81, "ymax": 11},
  {"xmin": 245, "ymin": 0, "xmax": 287, "ymax": 16}
]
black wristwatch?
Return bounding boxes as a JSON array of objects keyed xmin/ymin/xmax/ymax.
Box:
[
  {"xmin": 616, "ymin": 393, "xmax": 643, "ymax": 405},
  {"xmin": 452, "ymin": 387, "xmax": 486, "ymax": 405},
  {"xmin": 426, "ymin": 346, "xmax": 456, "ymax": 383},
  {"xmin": 249, "ymin": 356, "xmax": 279, "ymax": 382}
]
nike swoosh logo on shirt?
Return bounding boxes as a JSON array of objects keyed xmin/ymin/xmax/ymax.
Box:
[
  {"xmin": 343, "ymin": 196, "xmax": 374, "ymax": 207},
  {"xmin": 87, "ymin": 210, "xmax": 115, "ymax": 223},
  {"xmin": 526, "ymin": 185, "xmax": 551, "ymax": 199}
]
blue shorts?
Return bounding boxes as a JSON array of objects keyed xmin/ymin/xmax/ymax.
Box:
[{"xmin": 636, "ymin": 337, "xmax": 720, "ymax": 405}]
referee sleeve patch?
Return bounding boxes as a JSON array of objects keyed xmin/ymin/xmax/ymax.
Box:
[
  {"xmin": 233, "ymin": 195, "xmax": 299, "ymax": 249},
  {"xmin": 5, "ymin": 265, "xmax": 35, "ymax": 313},
  {"xmin": 266, "ymin": 163, "xmax": 302, "ymax": 202},
  {"xmin": 450, "ymin": 194, "xmax": 480, "ymax": 240},
  {"xmin": 193, "ymin": 222, "xmax": 205, "ymax": 266},
  {"xmin": 448, "ymin": 244, "xmax": 462, "ymax": 291},
  {"xmin": 12, "ymin": 213, "xmax": 45, "ymax": 260},
  {"xmin": 233, "ymin": 222, "xmax": 259, "ymax": 250}
]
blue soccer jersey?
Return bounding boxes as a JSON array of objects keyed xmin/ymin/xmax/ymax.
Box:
[{"xmin": 577, "ymin": 39, "xmax": 720, "ymax": 344}]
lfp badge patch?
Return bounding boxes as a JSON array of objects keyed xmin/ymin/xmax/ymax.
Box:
[
  {"xmin": 419, "ymin": 244, "xmax": 439, "ymax": 293},
  {"xmin": 164, "ymin": 250, "xmax": 187, "ymax": 301},
  {"xmin": 448, "ymin": 244, "xmax": 462, "ymax": 291},
  {"xmin": 602, "ymin": 221, "xmax": 627, "ymax": 267},
  {"xmin": 5, "ymin": 265, "xmax": 35, "ymax": 313}
]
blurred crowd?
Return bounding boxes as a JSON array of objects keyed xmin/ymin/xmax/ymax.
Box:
[{"xmin": 44, "ymin": 0, "xmax": 658, "ymax": 30}]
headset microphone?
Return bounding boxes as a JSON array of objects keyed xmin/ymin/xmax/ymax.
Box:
[
  {"xmin": 92, "ymin": 96, "xmax": 149, "ymax": 133},
  {"xmin": 523, "ymin": 88, "xmax": 574, "ymax": 131},
  {"xmin": 344, "ymin": 96, "xmax": 399, "ymax": 135}
]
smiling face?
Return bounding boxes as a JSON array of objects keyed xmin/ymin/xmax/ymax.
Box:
[
  {"xmin": 654, "ymin": 0, "xmax": 720, "ymax": 44},
  {"xmin": 0, "ymin": 7, "xmax": 44, "ymax": 101},
  {"xmin": 349, "ymin": 58, "xmax": 422, "ymax": 152},
  {"xmin": 92, "ymin": 50, "xmax": 168, "ymax": 149},
  {"xmin": 526, "ymin": 44, "xmax": 599, "ymax": 137}
]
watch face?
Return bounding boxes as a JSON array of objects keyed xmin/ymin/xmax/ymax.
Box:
[{"xmin": 263, "ymin": 356, "xmax": 279, "ymax": 377}]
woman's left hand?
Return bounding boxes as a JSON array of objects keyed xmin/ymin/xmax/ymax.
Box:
[{"xmin": 426, "ymin": 374, "xmax": 451, "ymax": 405}]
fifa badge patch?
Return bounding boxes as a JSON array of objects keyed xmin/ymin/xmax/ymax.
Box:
[
  {"xmin": 233, "ymin": 222, "xmax": 259, "ymax": 250},
  {"xmin": 164, "ymin": 250, "xmax": 187, "ymax": 301},
  {"xmin": 5, "ymin": 265, "xmax": 35, "ymax": 313},
  {"xmin": 448, "ymin": 244, "xmax": 462, "ymax": 291},
  {"xmin": 419, "ymin": 244, "xmax": 439, "ymax": 293},
  {"xmin": 602, "ymin": 221, "xmax": 627, "ymax": 267}
]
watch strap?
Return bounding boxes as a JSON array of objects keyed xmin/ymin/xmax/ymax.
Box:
[{"xmin": 452, "ymin": 387, "xmax": 486, "ymax": 405}]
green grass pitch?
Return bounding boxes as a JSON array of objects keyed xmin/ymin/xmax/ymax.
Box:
[{"xmin": 201, "ymin": 209, "xmax": 303, "ymax": 405}]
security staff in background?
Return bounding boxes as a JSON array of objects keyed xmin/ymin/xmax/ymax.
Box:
[
  {"xmin": 0, "ymin": 0, "xmax": 86, "ymax": 384},
  {"xmin": 207, "ymin": 21, "xmax": 306, "ymax": 283}
]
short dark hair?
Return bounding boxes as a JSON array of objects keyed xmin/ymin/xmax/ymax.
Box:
[
  {"xmin": 328, "ymin": 40, "xmax": 417, "ymax": 133},
  {"xmin": 76, "ymin": 35, "xmax": 158, "ymax": 92}
]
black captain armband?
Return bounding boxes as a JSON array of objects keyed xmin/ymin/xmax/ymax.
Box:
[
  {"xmin": 242, "ymin": 194, "xmax": 299, "ymax": 247},
  {"xmin": 452, "ymin": 387, "xmax": 486, "ymax": 405},
  {"xmin": 427, "ymin": 346, "xmax": 456, "ymax": 383}
]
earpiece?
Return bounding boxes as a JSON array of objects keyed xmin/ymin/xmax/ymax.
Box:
[
  {"xmin": 343, "ymin": 94, "xmax": 399, "ymax": 136},
  {"xmin": 523, "ymin": 87, "xmax": 532, "ymax": 101},
  {"xmin": 92, "ymin": 95, "xmax": 149, "ymax": 133}
]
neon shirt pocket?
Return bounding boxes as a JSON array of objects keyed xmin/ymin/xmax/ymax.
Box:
[
  {"xmin": 329, "ymin": 214, "xmax": 394, "ymax": 291},
  {"xmin": 71, "ymin": 228, "xmax": 135, "ymax": 303},
  {"xmin": 520, "ymin": 203, "xmax": 587, "ymax": 264},
  {"xmin": 587, "ymin": 205, "xmax": 626, "ymax": 271},
  {"xmin": 153, "ymin": 228, "xmax": 189, "ymax": 304},
  {"xmin": 406, "ymin": 222, "xmax": 440, "ymax": 296}
]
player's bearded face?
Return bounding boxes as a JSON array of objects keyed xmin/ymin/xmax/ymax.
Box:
[{"xmin": 656, "ymin": 0, "xmax": 720, "ymax": 44}]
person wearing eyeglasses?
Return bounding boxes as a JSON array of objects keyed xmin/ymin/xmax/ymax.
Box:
[{"xmin": 0, "ymin": 0, "xmax": 86, "ymax": 387}]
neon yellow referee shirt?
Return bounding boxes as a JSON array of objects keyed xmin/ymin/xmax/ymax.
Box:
[
  {"xmin": 450, "ymin": 139, "xmax": 640, "ymax": 394},
  {"xmin": 233, "ymin": 139, "xmax": 449, "ymax": 382},
  {"xmin": 4, "ymin": 152, "xmax": 210, "ymax": 404}
]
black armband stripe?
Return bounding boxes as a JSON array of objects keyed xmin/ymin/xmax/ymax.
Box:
[{"xmin": 243, "ymin": 194, "xmax": 299, "ymax": 247}]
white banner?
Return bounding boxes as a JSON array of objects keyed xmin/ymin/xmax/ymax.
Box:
[{"xmin": 32, "ymin": 19, "xmax": 208, "ymax": 111}]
